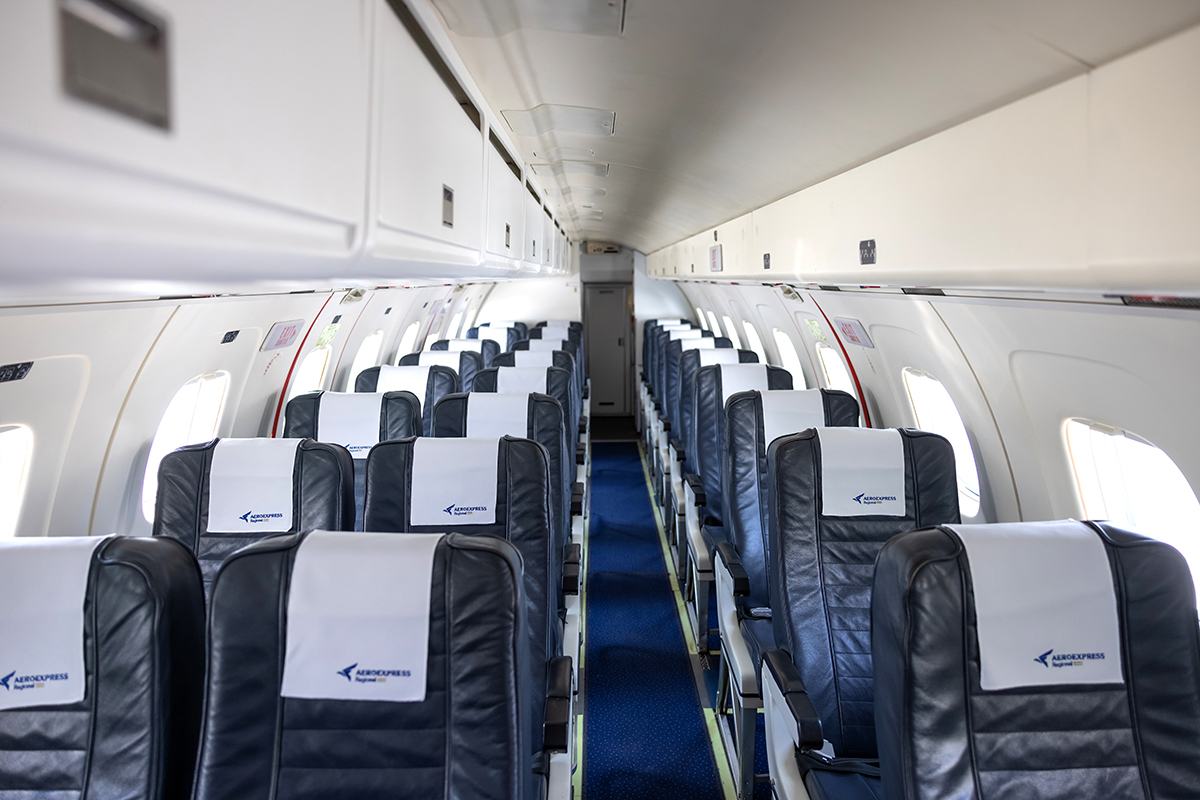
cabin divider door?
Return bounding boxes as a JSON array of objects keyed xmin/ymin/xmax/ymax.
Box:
[{"xmin": 584, "ymin": 283, "xmax": 632, "ymax": 415}]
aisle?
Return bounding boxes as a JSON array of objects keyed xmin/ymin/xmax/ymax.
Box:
[{"xmin": 582, "ymin": 441, "xmax": 729, "ymax": 799}]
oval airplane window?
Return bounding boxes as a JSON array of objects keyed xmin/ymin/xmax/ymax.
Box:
[
  {"xmin": 348, "ymin": 330, "xmax": 385, "ymax": 387},
  {"xmin": 741, "ymin": 320, "xmax": 767, "ymax": 364},
  {"xmin": 142, "ymin": 373, "xmax": 229, "ymax": 522},
  {"xmin": 816, "ymin": 342, "xmax": 855, "ymax": 396},
  {"xmin": 696, "ymin": 307, "xmax": 707, "ymax": 330},
  {"xmin": 1066, "ymin": 419, "xmax": 1200, "ymax": 594},
  {"xmin": 722, "ymin": 315, "xmax": 742, "ymax": 349},
  {"xmin": 447, "ymin": 311, "xmax": 464, "ymax": 339},
  {"xmin": 394, "ymin": 321, "xmax": 421, "ymax": 362},
  {"xmin": 289, "ymin": 345, "xmax": 332, "ymax": 400},
  {"xmin": 706, "ymin": 310, "xmax": 721, "ymax": 336},
  {"xmin": 772, "ymin": 328, "xmax": 807, "ymax": 390},
  {"xmin": 0, "ymin": 425, "xmax": 33, "ymax": 538},
  {"xmin": 903, "ymin": 369, "xmax": 981, "ymax": 517}
]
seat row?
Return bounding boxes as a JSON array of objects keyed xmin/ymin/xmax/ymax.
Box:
[{"xmin": 638, "ymin": 317, "xmax": 1200, "ymax": 800}]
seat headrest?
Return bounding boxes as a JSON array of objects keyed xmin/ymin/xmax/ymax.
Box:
[
  {"xmin": 760, "ymin": 389, "xmax": 827, "ymax": 446},
  {"xmin": 0, "ymin": 536, "xmax": 111, "ymax": 710},
  {"xmin": 513, "ymin": 350, "xmax": 555, "ymax": 368},
  {"xmin": 528, "ymin": 339, "xmax": 567, "ymax": 351},
  {"xmin": 949, "ymin": 520, "xmax": 1123, "ymax": 690},
  {"xmin": 207, "ymin": 439, "xmax": 303, "ymax": 532},
  {"xmin": 496, "ymin": 366, "xmax": 548, "ymax": 394},
  {"xmin": 698, "ymin": 349, "xmax": 744, "ymax": 367},
  {"xmin": 540, "ymin": 319, "xmax": 577, "ymax": 328},
  {"xmin": 374, "ymin": 365, "xmax": 431, "ymax": 396},
  {"xmin": 679, "ymin": 338, "xmax": 715, "ymax": 351},
  {"xmin": 478, "ymin": 327, "xmax": 513, "ymax": 346},
  {"xmin": 481, "ymin": 320, "xmax": 518, "ymax": 328},
  {"xmin": 669, "ymin": 329, "xmax": 703, "ymax": 341},
  {"xmin": 280, "ymin": 531, "xmax": 443, "ymax": 703},
  {"xmin": 416, "ymin": 351, "xmax": 461, "ymax": 370},
  {"xmin": 444, "ymin": 339, "xmax": 482, "ymax": 352},
  {"xmin": 410, "ymin": 438, "xmax": 500, "ymax": 526},
  {"xmin": 317, "ymin": 392, "xmax": 384, "ymax": 459},
  {"xmin": 818, "ymin": 428, "xmax": 905, "ymax": 516},
  {"xmin": 718, "ymin": 363, "xmax": 769, "ymax": 403},
  {"xmin": 539, "ymin": 326, "xmax": 570, "ymax": 341},
  {"xmin": 466, "ymin": 393, "xmax": 529, "ymax": 439}
]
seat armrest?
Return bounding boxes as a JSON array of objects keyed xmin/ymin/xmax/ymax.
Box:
[
  {"xmin": 562, "ymin": 544, "xmax": 582, "ymax": 594},
  {"xmin": 662, "ymin": 419, "xmax": 671, "ymax": 432},
  {"xmin": 684, "ymin": 473, "xmax": 706, "ymax": 507},
  {"xmin": 654, "ymin": 401, "xmax": 662, "ymax": 412},
  {"xmin": 714, "ymin": 541, "xmax": 750, "ymax": 596},
  {"xmin": 582, "ymin": 385, "xmax": 589, "ymax": 400},
  {"xmin": 576, "ymin": 444, "xmax": 586, "ymax": 465},
  {"xmin": 570, "ymin": 482, "xmax": 585, "ymax": 516},
  {"xmin": 762, "ymin": 650, "xmax": 824, "ymax": 749},
  {"xmin": 543, "ymin": 655, "xmax": 573, "ymax": 753},
  {"xmin": 578, "ymin": 415, "xmax": 588, "ymax": 435},
  {"xmin": 669, "ymin": 438, "xmax": 686, "ymax": 461}
]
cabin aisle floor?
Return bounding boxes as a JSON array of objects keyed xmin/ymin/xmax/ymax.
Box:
[{"xmin": 582, "ymin": 441, "xmax": 729, "ymax": 799}]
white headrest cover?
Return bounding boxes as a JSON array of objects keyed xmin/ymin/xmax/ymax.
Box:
[
  {"xmin": 445, "ymin": 339, "xmax": 482, "ymax": 352},
  {"xmin": 718, "ymin": 363, "xmax": 769, "ymax": 404},
  {"xmin": 374, "ymin": 365, "xmax": 431, "ymax": 399},
  {"xmin": 760, "ymin": 390, "xmax": 826, "ymax": 447},
  {"xmin": 542, "ymin": 319, "xmax": 575, "ymax": 328},
  {"xmin": 0, "ymin": 536, "xmax": 110, "ymax": 710},
  {"xmin": 540, "ymin": 326, "xmax": 570, "ymax": 341},
  {"xmin": 698, "ymin": 349, "xmax": 743, "ymax": 367},
  {"xmin": 467, "ymin": 393, "xmax": 530, "ymax": 439},
  {"xmin": 482, "ymin": 320, "xmax": 517, "ymax": 328},
  {"xmin": 207, "ymin": 439, "xmax": 302, "ymax": 532},
  {"xmin": 417, "ymin": 351, "xmax": 461, "ymax": 371},
  {"xmin": 818, "ymin": 428, "xmax": 904, "ymax": 517},
  {"xmin": 410, "ymin": 438, "xmax": 500, "ymax": 526},
  {"xmin": 951, "ymin": 520, "xmax": 1123, "ymax": 690},
  {"xmin": 680, "ymin": 338, "xmax": 716, "ymax": 351},
  {"xmin": 529, "ymin": 339, "xmax": 567, "ymax": 351},
  {"xmin": 478, "ymin": 327, "xmax": 511, "ymax": 346},
  {"xmin": 281, "ymin": 531, "xmax": 442, "ymax": 703},
  {"xmin": 669, "ymin": 329, "xmax": 703, "ymax": 341},
  {"xmin": 496, "ymin": 366, "xmax": 549, "ymax": 394},
  {"xmin": 653, "ymin": 318, "xmax": 683, "ymax": 326},
  {"xmin": 514, "ymin": 350, "xmax": 555, "ymax": 368},
  {"xmin": 317, "ymin": 392, "xmax": 383, "ymax": 459}
]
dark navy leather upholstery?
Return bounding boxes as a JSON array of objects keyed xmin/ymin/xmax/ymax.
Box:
[
  {"xmin": 663, "ymin": 337, "xmax": 731, "ymax": 436},
  {"xmin": 873, "ymin": 522, "xmax": 1200, "ymax": 800},
  {"xmin": 0, "ymin": 536, "xmax": 205, "ymax": 800},
  {"xmin": 398, "ymin": 349, "xmax": 484, "ymax": 392},
  {"xmin": 473, "ymin": 366, "xmax": 578, "ymax": 446},
  {"xmin": 362, "ymin": 437, "xmax": 559, "ymax": 758},
  {"xmin": 468, "ymin": 326, "xmax": 523, "ymax": 351},
  {"xmin": 154, "ymin": 439, "xmax": 355, "ymax": 591},
  {"xmin": 430, "ymin": 337, "xmax": 501, "ymax": 368},
  {"xmin": 355, "ymin": 364, "xmax": 459, "ymax": 436},
  {"xmin": 192, "ymin": 532, "xmax": 531, "ymax": 800},
  {"xmin": 766, "ymin": 429, "xmax": 959, "ymax": 762},
  {"xmin": 493, "ymin": 351, "xmax": 579, "ymax": 405},
  {"xmin": 679, "ymin": 348, "xmax": 758, "ymax": 474}
]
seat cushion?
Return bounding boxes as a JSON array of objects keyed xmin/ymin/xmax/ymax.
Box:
[
  {"xmin": 739, "ymin": 617, "xmax": 775, "ymax": 677},
  {"xmin": 805, "ymin": 769, "xmax": 883, "ymax": 800}
]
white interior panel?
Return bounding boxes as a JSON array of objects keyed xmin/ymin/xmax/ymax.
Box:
[{"xmin": 486, "ymin": 135, "xmax": 526, "ymax": 261}]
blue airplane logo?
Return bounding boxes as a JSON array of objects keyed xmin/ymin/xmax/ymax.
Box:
[
  {"xmin": 338, "ymin": 663, "xmax": 357, "ymax": 682},
  {"xmin": 0, "ymin": 671, "xmax": 13, "ymax": 690},
  {"xmin": 1035, "ymin": 649, "xmax": 1053, "ymax": 668},
  {"xmin": 444, "ymin": 504, "xmax": 455, "ymax": 514},
  {"xmin": 853, "ymin": 493, "xmax": 865, "ymax": 504},
  {"xmin": 240, "ymin": 511, "xmax": 252, "ymax": 523}
]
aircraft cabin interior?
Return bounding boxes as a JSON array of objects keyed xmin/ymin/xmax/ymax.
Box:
[{"xmin": 2, "ymin": 1, "xmax": 1200, "ymax": 799}]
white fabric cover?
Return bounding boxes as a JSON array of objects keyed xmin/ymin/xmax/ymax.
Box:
[
  {"xmin": 514, "ymin": 350, "xmax": 555, "ymax": 368},
  {"xmin": 0, "ymin": 536, "xmax": 110, "ymax": 710},
  {"xmin": 410, "ymin": 438, "xmax": 500, "ymax": 526},
  {"xmin": 539, "ymin": 326, "xmax": 571, "ymax": 342},
  {"xmin": 417, "ymin": 351, "xmax": 461, "ymax": 371},
  {"xmin": 951, "ymin": 520, "xmax": 1124, "ymax": 690},
  {"xmin": 660, "ymin": 323, "xmax": 690, "ymax": 330},
  {"xmin": 529, "ymin": 339, "xmax": 566, "ymax": 351},
  {"xmin": 478, "ymin": 327, "xmax": 512, "ymax": 346},
  {"xmin": 445, "ymin": 339, "xmax": 482, "ymax": 352},
  {"xmin": 374, "ymin": 365, "xmax": 431, "ymax": 399},
  {"xmin": 541, "ymin": 319, "xmax": 576, "ymax": 328},
  {"xmin": 317, "ymin": 392, "xmax": 383, "ymax": 459},
  {"xmin": 718, "ymin": 363, "xmax": 769, "ymax": 404},
  {"xmin": 818, "ymin": 428, "xmax": 905, "ymax": 517},
  {"xmin": 698, "ymin": 349, "xmax": 744, "ymax": 367},
  {"xmin": 482, "ymin": 320, "xmax": 517, "ymax": 328},
  {"xmin": 760, "ymin": 389, "xmax": 826, "ymax": 447},
  {"xmin": 207, "ymin": 439, "xmax": 302, "ymax": 532},
  {"xmin": 653, "ymin": 319, "xmax": 683, "ymax": 326},
  {"xmin": 281, "ymin": 531, "xmax": 442, "ymax": 703},
  {"xmin": 680, "ymin": 338, "xmax": 715, "ymax": 351},
  {"xmin": 496, "ymin": 366, "xmax": 549, "ymax": 394},
  {"xmin": 467, "ymin": 393, "xmax": 530, "ymax": 439},
  {"xmin": 669, "ymin": 329, "xmax": 703, "ymax": 341}
]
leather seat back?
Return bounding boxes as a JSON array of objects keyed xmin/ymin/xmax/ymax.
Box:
[
  {"xmin": 513, "ymin": 338, "xmax": 583, "ymax": 395},
  {"xmin": 193, "ymin": 531, "xmax": 530, "ymax": 800},
  {"xmin": 154, "ymin": 438, "xmax": 355, "ymax": 590},
  {"xmin": 646, "ymin": 322, "xmax": 693, "ymax": 396},
  {"xmin": 398, "ymin": 349, "xmax": 484, "ymax": 392},
  {"xmin": 480, "ymin": 319, "xmax": 529, "ymax": 340},
  {"xmin": 469, "ymin": 325, "xmax": 522, "ymax": 352},
  {"xmin": 473, "ymin": 366, "xmax": 578, "ymax": 443},
  {"xmin": 355, "ymin": 364, "xmax": 460, "ymax": 436},
  {"xmin": 431, "ymin": 337, "xmax": 501, "ymax": 368},
  {"xmin": 874, "ymin": 520, "xmax": 1200, "ymax": 799},
  {"xmin": 0, "ymin": 536, "xmax": 205, "ymax": 800},
  {"xmin": 283, "ymin": 391, "xmax": 421, "ymax": 530},
  {"xmin": 767, "ymin": 428, "xmax": 959, "ymax": 757},
  {"xmin": 722, "ymin": 389, "xmax": 859, "ymax": 607},
  {"xmin": 693, "ymin": 363, "xmax": 792, "ymax": 521},
  {"xmin": 680, "ymin": 348, "xmax": 758, "ymax": 473},
  {"xmin": 493, "ymin": 350, "xmax": 578, "ymax": 403},
  {"xmin": 665, "ymin": 336, "xmax": 731, "ymax": 435}
]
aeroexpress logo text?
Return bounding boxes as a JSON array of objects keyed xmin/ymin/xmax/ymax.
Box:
[
  {"xmin": 0, "ymin": 669, "xmax": 68, "ymax": 692},
  {"xmin": 1035, "ymin": 649, "xmax": 1106, "ymax": 669},
  {"xmin": 853, "ymin": 493, "xmax": 897, "ymax": 506},
  {"xmin": 239, "ymin": 510, "xmax": 285, "ymax": 524},
  {"xmin": 443, "ymin": 503, "xmax": 488, "ymax": 517},
  {"xmin": 337, "ymin": 663, "xmax": 411, "ymax": 683}
]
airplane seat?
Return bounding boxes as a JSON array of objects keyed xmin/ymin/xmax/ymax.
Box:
[
  {"xmin": 712, "ymin": 388, "xmax": 860, "ymax": 797},
  {"xmin": 430, "ymin": 337, "xmax": 501, "ymax": 368},
  {"xmin": 398, "ymin": 348, "xmax": 483, "ymax": 392},
  {"xmin": 355, "ymin": 364, "xmax": 460, "ymax": 436},
  {"xmin": 0, "ymin": 535, "xmax": 205, "ymax": 800},
  {"xmin": 760, "ymin": 428, "xmax": 959, "ymax": 800},
  {"xmin": 362, "ymin": 436, "xmax": 571, "ymax": 789},
  {"xmin": 872, "ymin": 519, "xmax": 1200, "ymax": 800},
  {"xmin": 514, "ymin": 338, "xmax": 584, "ymax": 401},
  {"xmin": 154, "ymin": 437, "xmax": 355, "ymax": 592},
  {"xmin": 648, "ymin": 325, "xmax": 710, "ymax": 509},
  {"xmin": 682, "ymin": 363, "xmax": 791, "ymax": 653},
  {"xmin": 192, "ymin": 530, "xmax": 541, "ymax": 800},
  {"xmin": 480, "ymin": 319, "xmax": 530, "ymax": 340},
  {"xmin": 640, "ymin": 319, "xmax": 695, "ymax": 452},
  {"xmin": 473, "ymin": 365, "xmax": 580, "ymax": 452},
  {"xmin": 493, "ymin": 349, "xmax": 580, "ymax": 406},
  {"xmin": 282, "ymin": 390, "xmax": 421, "ymax": 530},
  {"xmin": 535, "ymin": 320, "xmax": 581, "ymax": 331},
  {"xmin": 470, "ymin": 325, "xmax": 523, "ymax": 352}
]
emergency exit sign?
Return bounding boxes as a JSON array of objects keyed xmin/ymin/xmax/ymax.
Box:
[{"xmin": 261, "ymin": 320, "xmax": 305, "ymax": 351}]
